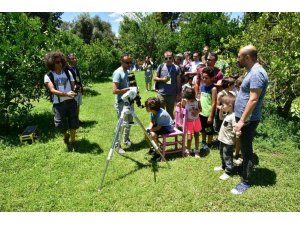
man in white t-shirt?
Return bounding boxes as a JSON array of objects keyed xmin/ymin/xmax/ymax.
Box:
[{"xmin": 44, "ymin": 51, "xmax": 78, "ymax": 152}]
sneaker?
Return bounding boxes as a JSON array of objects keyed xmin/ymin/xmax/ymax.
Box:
[
  {"xmin": 203, "ymin": 144, "xmax": 210, "ymax": 151},
  {"xmin": 148, "ymin": 147, "xmax": 155, "ymax": 155},
  {"xmin": 117, "ymin": 147, "xmax": 126, "ymax": 154},
  {"xmin": 63, "ymin": 133, "xmax": 70, "ymax": 144},
  {"xmin": 231, "ymin": 182, "xmax": 250, "ymax": 195},
  {"xmin": 194, "ymin": 150, "xmax": 200, "ymax": 158},
  {"xmin": 219, "ymin": 173, "xmax": 231, "ymax": 180},
  {"xmin": 214, "ymin": 166, "xmax": 224, "ymax": 172},
  {"xmin": 151, "ymin": 153, "xmax": 162, "ymax": 162},
  {"xmin": 124, "ymin": 139, "xmax": 132, "ymax": 147},
  {"xmin": 185, "ymin": 149, "xmax": 191, "ymax": 156}
]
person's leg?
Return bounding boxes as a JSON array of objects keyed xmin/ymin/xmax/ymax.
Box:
[
  {"xmin": 165, "ymin": 95, "xmax": 176, "ymax": 119},
  {"xmin": 240, "ymin": 120, "xmax": 260, "ymax": 184},
  {"xmin": 223, "ymin": 144, "xmax": 234, "ymax": 174},
  {"xmin": 235, "ymin": 137, "xmax": 241, "ymax": 158},
  {"xmin": 194, "ymin": 132, "xmax": 199, "ymax": 150},
  {"xmin": 67, "ymin": 100, "xmax": 79, "ymax": 144},
  {"xmin": 157, "ymin": 94, "xmax": 166, "ymax": 109},
  {"xmin": 186, "ymin": 133, "xmax": 192, "ymax": 152}
]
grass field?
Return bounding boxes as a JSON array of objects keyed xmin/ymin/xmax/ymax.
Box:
[{"xmin": 0, "ymin": 71, "xmax": 300, "ymax": 212}]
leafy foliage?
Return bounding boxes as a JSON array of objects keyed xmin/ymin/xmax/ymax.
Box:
[
  {"xmin": 177, "ymin": 13, "xmax": 241, "ymax": 53},
  {"xmin": 0, "ymin": 13, "xmax": 48, "ymax": 128},
  {"xmin": 224, "ymin": 12, "xmax": 300, "ymax": 115},
  {"xmin": 70, "ymin": 13, "xmax": 115, "ymax": 45},
  {"xmin": 119, "ymin": 13, "xmax": 178, "ymax": 63}
]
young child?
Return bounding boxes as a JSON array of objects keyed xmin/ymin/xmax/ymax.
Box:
[
  {"xmin": 145, "ymin": 97, "xmax": 174, "ymax": 161},
  {"xmin": 215, "ymin": 77, "xmax": 236, "ymax": 132},
  {"xmin": 214, "ymin": 94, "xmax": 237, "ymax": 180},
  {"xmin": 182, "ymin": 76, "xmax": 194, "ymax": 93},
  {"xmin": 181, "ymin": 88, "xmax": 202, "ymax": 158},
  {"xmin": 199, "ymin": 67, "xmax": 217, "ymax": 152}
]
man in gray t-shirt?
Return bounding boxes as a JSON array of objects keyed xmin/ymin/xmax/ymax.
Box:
[
  {"xmin": 112, "ymin": 54, "xmax": 133, "ymax": 154},
  {"xmin": 231, "ymin": 45, "xmax": 269, "ymax": 195}
]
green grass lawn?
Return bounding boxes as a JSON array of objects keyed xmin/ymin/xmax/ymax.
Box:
[{"xmin": 1, "ymin": 71, "xmax": 300, "ymax": 212}]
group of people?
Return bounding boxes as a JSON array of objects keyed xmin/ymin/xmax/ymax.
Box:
[
  {"xmin": 113, "ymin": 45, "xmax": 269, "ymax": 195},
  {"xmin": 43, "ymin": 44, "xmax": 268, "ymax": 195}
]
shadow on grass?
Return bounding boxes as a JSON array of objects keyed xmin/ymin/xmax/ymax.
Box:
[
  {"xmin": 75, "ymin": 138, "xmax": 103, "ymax": 154},
  {"xmin": 125, "ymin": 139, "xmax": 149, "ymax": 152},
  {"xmin": 0, "ymin": 111, "xmax": 57, "ymax": 146},
  {"xmin": 250, "ymin": 167, "xmax": 277, "ymax": 186},
  {"xmin": 83, "ymin": 87, "xmax": 101, "ymax": 97},
  {"xmin": 79, "ymin": 120, "xmax": 98, "ymax": 129}
]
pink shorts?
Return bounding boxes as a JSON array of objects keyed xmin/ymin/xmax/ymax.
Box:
[{"xmin": 186, "ymin": 117, "xmax": 202, "ymax": 134}]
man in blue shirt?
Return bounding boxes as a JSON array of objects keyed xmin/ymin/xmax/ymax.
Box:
[
  {"xmin": 112, "ymin": 54, "xmax": 133, "ymax": 154},
  {"xmin": 154, "ymin": 51, "xmax": 181, "ymax": 119},
  {"xmin": 231, "ymin": 45, "xmax": 269, "ymax": 195}
]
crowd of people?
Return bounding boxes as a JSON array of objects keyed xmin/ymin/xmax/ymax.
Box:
[
  {"xmin": 112, "ymin": 45, "xmax": 269, "ymax": 195},
  {"xmin": 43, "ymin": 44, "xmax": 268, "ymax": 195}
]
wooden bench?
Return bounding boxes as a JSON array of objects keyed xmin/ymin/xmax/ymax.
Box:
[{"xmin": 19, "ymin": 125, "xmax": 38, "ymax": 144}]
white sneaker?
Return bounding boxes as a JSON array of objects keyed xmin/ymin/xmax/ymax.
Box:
[
  {"xmin": 194, "ymin": 150, "xmax": 200, "ymax": 158},
  {"xmin": 124, "ymin": 140, "xmax": 132, "ymax": 147},
  {"xmin": 117, "ymin": 147, "xmax": 126, "ymax": 154},
  {"xmin": 219, "ymin": 173, "xmax": 231, "ymax": 180},
  {"xmin": 214, "ymin": 166, "xmax": 224, "ymax": 171},
  {"xmin": 185, "ymin": 149, "xmax": 191, "ymax": 156}
]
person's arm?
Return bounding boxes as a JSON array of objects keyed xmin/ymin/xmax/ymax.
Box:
[
  {"xmin": 112, "ymin": 82, "xmax": 129, "ymax": 95},
  {"xmin": 153, "ymin": 65, "xmax": 168, "ymax": 83},
  {"xmin": 46, "ymin": 81, "xmax": 76, "ymax": 98},
  {"xmin": 234, "ymin": 88, "xmax": 262, "ymax": 132},
  {"xmin": 176, "ymin": 69, "xmax": 182, "ymax": 102},
  {"xmin": 208, "ymin": 87, "xmax": 217, "ymax": 124},
  {"xmin": 216, "ymin": 92, "xmax": 223, "ymax": 110}
]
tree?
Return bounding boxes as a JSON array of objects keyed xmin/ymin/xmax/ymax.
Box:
[
  {"xmin": 71, "ymin": 13, "xmax": 115, "ymax": 45},
  {"xmin": 118, "ymin": 13, "xmax": 178, "ymax": 64},
  {"xmin": 0, "ymin": 13, "xmax": 49, "ymax": 128},
  {"xmin": 225, "ymin": 12, "xmax": 300, "ymax": 115},
  {"xmin": 177, "ymin": 12, "xmax": 241, "ymax": 53}
]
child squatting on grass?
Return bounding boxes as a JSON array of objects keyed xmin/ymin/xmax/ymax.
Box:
[
  {"xmin": 145, "ymin": 97, "xmax": 175, "ymax": 162},
  {"xmin": 180, "ymin": 87, "xmax": 202, "ymax": 158},
  {"xmin": 214, "ymin": 94, "xmax": 239, "ymax": 180}
]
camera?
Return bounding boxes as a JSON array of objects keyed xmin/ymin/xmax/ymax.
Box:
[
  {"xmin": 74, "ymin": 85, "xmax": 81, "ymax": 94},
  {"xmin": 127, "ymin": 72, "xmax": 144, "ymax": 108}
]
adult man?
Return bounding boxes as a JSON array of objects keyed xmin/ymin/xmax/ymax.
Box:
[
  {"xmin": 44, "ymin": 51, "xmax": 78, "ymax": 151},
  {"xmin": 184, "ymin": 52, "xmax": 203, "ymax": 78},
  {"xmin": 154, "ymin": 51, "xmax": 181, "ymax": 119},
  {"xmin": 231, "ymin": 45, "xmax": 269, "ymax": 195},
  {"xmin": 201, "ymin": 45, "xmax": 209, "ymax": 64},
  {"xmin": 194, "ymin": 52, "xmax": 223, "ymax": 97},
  {"xmin": 112, "ymin": 54, "xmax": 133, "ymax": 154},
  {"xmin": 67, "ymin": 53, "xmax": 83, "ymax": 124}
]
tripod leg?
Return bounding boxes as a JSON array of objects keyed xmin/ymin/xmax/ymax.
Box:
[
  {"xmin": 98, "ymin": 116, "xmax": 124, "ymax": 191},
  {"xmin": 132, "ymin": 112, "xmax": 170, "ymax": 167}
]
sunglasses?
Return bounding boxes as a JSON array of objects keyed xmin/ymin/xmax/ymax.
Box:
[
  {"xmin": 165, "ymin": 57, "xmax": 173, "ymax": 60},
  {"xmin": 123, "ymin": 61, "xmax": 132, "ymax": 65}
]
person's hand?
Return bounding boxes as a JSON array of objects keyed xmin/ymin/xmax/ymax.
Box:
[
  {"xmin": 234, "ymin": 120, "xmax": 244, "ymax": 133},
  {"xmin": 67, "ymin": 91, "xmax": 76, "ymax": 97},
  {"xmin": 163, "ymin": 76, "xmax": 170, "ymax": 83},
  {"xmin": 207, "ymin": 117, "xmax": 213, "ymax": 124}
]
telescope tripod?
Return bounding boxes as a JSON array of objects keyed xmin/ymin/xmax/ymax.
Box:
[{"xmin": 98, "ymin": 103, "xmax": 169, "ymax": 191}]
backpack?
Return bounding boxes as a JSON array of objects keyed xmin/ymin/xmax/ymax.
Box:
[
  {"xmin": 154, "ymin": 63, "xmax": 164, "ymax": 90},
  {"xmin": 45, "ymin": 68, "xmax": 72, "ymax": 103}
]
